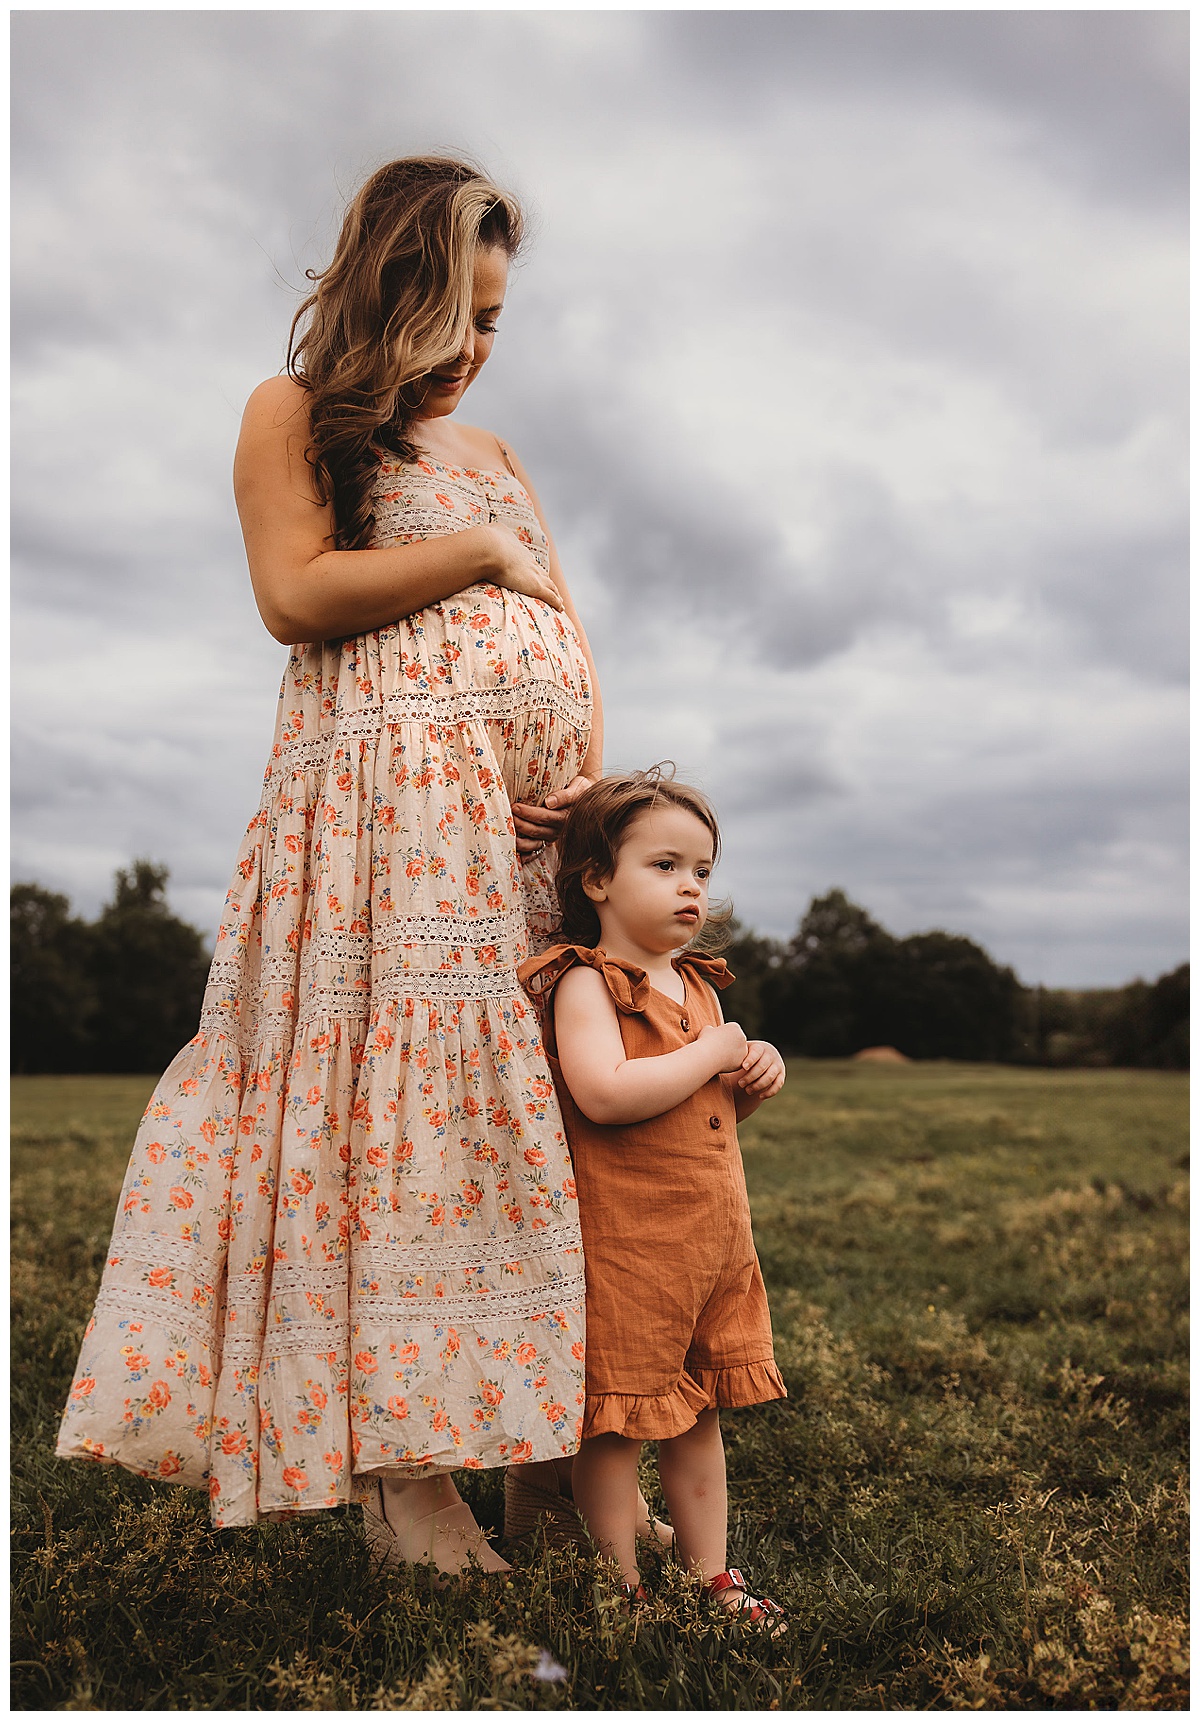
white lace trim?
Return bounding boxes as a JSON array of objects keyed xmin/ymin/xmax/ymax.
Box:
[
  {"xmin": 248, "ymin": 1273, "xmax": 587, "ymax": 1356},
  {"xmin": 370, "ymin": 467, "xmax": 547, "ymax": 557},
  {"xmin": 339, "ymin": 967, "xmax": 522, "ymax": 1012},
  {"xmin": 267, "ymin": 681, "xmax": 590, "ymax": 780},
  {"xmin": 271, "ymin": 1261, "xmax": 349, "ymax": 1296},
  {"xmin": 310, "ymin": 928, "xmax": 372, "ymax": 962},
  {"xmin": 114, "ymin": 1230, "xmax": 222, "ymax": 1279},
  {"xmin": 373, "ymin": 908, "xmax": 527, "ymax": 953},
  {"xmin": 197, "ymin": 1006, "xmax": 301, "ymax": 1045},
  {"xmin": 93, "ymin": 1284, "xmax": 218, "ymax": 1347},
  {"xmin": 354, "ymin": 1275, "xmax": 586, "ymax": 1325},
  {"xmin": 356, "ymin": 1227, "xmax": 582, "ymax": 1275},
  {"xmin": 86, "ymin": 1272, "xmax": 586, "ymax": 1362},
  {"xmin": 213, "ymin": 917, "xmax": 529, "ymax": 966},
  {"xmin": 199, "ymin": 969, "xmax": 532, "ymax": 1045},
  {"xmin": 255, "ymin": 1326, "xmax": 347, "ymax": 1359}
]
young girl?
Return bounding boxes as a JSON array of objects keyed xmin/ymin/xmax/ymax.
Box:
[{"xmin": 518, "ymin": 771, "xmax": 788, "ymax": 1624}]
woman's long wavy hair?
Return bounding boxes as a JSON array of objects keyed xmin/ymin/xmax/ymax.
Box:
[{"xmin": 287, "ymin": 157, "xmax": 524, "ymax": 550}]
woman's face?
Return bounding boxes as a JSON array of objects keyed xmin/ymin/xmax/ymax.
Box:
[{"xmin": 414, "ymin": 245, "xmax": 509, "ymax": 420}]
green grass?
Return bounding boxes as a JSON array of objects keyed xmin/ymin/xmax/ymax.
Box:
[{"xmin": 12, "ymin": 1064, "xmax": 1189, "ymax": 1709}]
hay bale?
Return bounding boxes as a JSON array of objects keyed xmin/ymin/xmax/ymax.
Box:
[{"xmin": 854, "ymin": 1045, "xmax": 911, "ymax": 1064}]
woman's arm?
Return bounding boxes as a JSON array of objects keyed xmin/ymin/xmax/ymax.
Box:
[
  {"xmin": 554, "ymin": 965, "xmax": 748, "ymax": 1127},
  {"xmin": 233, "ymin": 378, "xmax": 563, "ymax": 645}
]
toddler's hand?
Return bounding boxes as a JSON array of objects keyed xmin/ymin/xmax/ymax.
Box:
[
  {"xmin": 699, "ymin": 1020, "xmax": 749, "ymax": 1073},
  {"xmin": 737, "ymin": 1040, "xmax": 786, "ymax": 1099}
]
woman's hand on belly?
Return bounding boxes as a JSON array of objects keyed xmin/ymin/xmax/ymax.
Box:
[
  {"xmin": 483, "ymin": 525, "xmax": 564, "ymax": 613},
  {"xmin": 513, "ymin": 774, "xmax": 597, "ymax": 856}
]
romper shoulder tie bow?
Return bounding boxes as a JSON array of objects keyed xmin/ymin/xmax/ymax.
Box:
[
  {"xmin": 674, "ymin": 951, "xmax": 735, "ymax": 993},
  {"xmin": 517, "ymin": 944, "xmax": 736, "ymax": 1012}
]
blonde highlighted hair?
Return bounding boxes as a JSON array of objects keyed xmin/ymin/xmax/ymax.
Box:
[
  {"xmin": 287, "ymin": 156, "xmax": 524, "ymax": 550},
  {"xmin": 554, "ymin": 766, "xmax": 732, "ymax": 951}
]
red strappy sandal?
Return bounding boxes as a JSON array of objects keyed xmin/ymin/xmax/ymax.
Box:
[{"xmin": 704, "ymin": 1568, "xmax": 787, "ymax": 1634}]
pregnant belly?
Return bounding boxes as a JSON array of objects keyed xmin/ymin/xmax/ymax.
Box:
[
  {"xmin": 304, "ymin": 584, "xmax": 589, "ymax": 713},
  {"xmin": 301, "ymin": 586, "xmax": 591, "ymax": 810},
  {"xmin": 403, "ymin": 583, "xmax": 589, "ymax": 700},
  {"xmin": 277, "ymin": 586, "xmax": 591, "ymax": 815}
]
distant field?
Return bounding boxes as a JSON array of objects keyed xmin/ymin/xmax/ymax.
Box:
[{"xmin": 12, "ymin": 1064, "xmax": 1188, "ymax": 1710}]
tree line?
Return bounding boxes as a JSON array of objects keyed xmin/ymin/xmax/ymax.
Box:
[
  {"xmin": 719, "ymin": 889, "xmax": 1187, "ymax": 1070},
  {"xmin": 10, "ymin": 868, "xmax": 1188, "ymax": 1075},
  {"xmin": 11, "ymin": 864, "xmax": 210, "ymax": 1076}
]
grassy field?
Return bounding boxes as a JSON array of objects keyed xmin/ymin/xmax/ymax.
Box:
[{"xmin": 12, "ymin": 1064, "xmax": 1189, "ymax": 1710}]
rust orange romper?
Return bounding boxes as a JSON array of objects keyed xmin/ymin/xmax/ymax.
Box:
[{"xmin": 517, "ymin": 944, "xmax": 787, "ymax": 1442}]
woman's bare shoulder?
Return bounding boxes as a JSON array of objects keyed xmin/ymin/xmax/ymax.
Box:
[
  {"xmin": 241, "ymin": 374, "xmax": 312, "ymax": 439},
  {"xmin": 233, "ymin": 376, "xmax": 318, "ymax": 505}
]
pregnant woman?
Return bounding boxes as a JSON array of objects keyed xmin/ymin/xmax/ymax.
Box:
[{"xmin": 57, "ymin": 157, "xmax": 600, "ymax": 1574}]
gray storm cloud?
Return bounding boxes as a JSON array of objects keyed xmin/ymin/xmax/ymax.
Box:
[{"xmin": 11, "ymin": 11, "xmax": 1187, "ymax": 986}]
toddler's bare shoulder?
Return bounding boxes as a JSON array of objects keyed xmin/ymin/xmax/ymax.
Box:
[{"xmin": 555, "ymin": 962, "xmax": 612, "ymax": 1006}]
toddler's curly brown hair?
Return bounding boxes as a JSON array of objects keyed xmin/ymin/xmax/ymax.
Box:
[{"xmin": 553, "ymin": 765, "xmax": 730, "ymax": 950}]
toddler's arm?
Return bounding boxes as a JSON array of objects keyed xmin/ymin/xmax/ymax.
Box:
[
  {"xmin": 703, "ymin": 979, "xmax": 787, "ymax": 1121},
  {"xmin": 553, "ymin": 965, "xmax": 748, "ymax": 1127},
  {"xmin": 729, "ymin": 1040, "xmax": 787, "ymax": 1121}
]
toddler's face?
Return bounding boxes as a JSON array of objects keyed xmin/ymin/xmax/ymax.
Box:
[{"xmin": 586, "ymin": 805, "xmax": 714, "ymax": 955}]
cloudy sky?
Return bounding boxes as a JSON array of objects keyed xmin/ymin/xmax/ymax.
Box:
[{"xmin": 12, "ymin": 9, "xmax": 1188, "ymax": 986}]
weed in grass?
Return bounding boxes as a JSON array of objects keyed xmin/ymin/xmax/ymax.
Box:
[{"xmin": 12, "ymin": 1064, "xmax": 1188, "ymax": 1708}]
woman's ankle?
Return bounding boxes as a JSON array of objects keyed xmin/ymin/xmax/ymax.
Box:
[{"xmin": 379, "ymin": 1471, "xmax": 461, "ymax": 1520}]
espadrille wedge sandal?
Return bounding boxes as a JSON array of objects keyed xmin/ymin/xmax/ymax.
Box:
[
  {"xmin": 503, "ymin": 1466, "xmax": 675, "ymax": 1550},
  {"xmin": 503, "ymin": 1465, "xmax": 591, "ymax": 1549}
]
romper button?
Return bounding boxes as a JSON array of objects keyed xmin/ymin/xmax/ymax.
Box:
[
  {"xmin": 680, "ymin": 1016, "xmax": 689, "ymax": 1031},
  {"xmin": 709, "ymin": 1115, "xmax": 721, "ymax": 1129}
]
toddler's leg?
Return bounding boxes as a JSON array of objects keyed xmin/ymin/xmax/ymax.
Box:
[
  {"xmin": 570, "ymin": 1432, "xmax": 643, "ymax": 1586},
  {"xmin": 656, "ymin": 1408, "xmax": 727, "ymax": 1582}
]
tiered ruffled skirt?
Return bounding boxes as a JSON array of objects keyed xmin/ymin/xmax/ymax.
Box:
[{"xmin": 57, "ymin": 585, "xmax": 591, "ymax": 1526}]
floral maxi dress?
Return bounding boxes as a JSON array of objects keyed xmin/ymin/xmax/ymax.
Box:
[{"xmin": 56, "ymin": 453, "xmax": 590, "ymax": 1526}]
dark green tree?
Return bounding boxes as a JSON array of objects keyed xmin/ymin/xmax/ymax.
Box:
[
  {"xmin": 10, "ymin": 862, "xmax": 211, "ymax": 1074},
  {"xmin": 1090, "ymin": 963, "xmax": 1189, "ymax": 1070},
  {"xmin": 885, "ymin": 931, "xmax": 1022, "ymax": 1062},
  {"xmin": 10, "ymin": 884, "xmax": 98, "ymax": 1073},
  {"xmin": 86, "ymin": 862, "xmax": 211, "ymax": 1073},
  {"xmin": 764, "ymin": 889, "xmax": 893, "ymax": 1056},
  {"xmin": 716, "ymin": 917, "xmax": 784, "ymax": 1040},
  {"xmin": 1017, "ymin": 965, "xmax": 1189, "ymax": 1069},
  {"xmin": 1143, "ymin": 963, "xmax": 1189, "ymax": 1069},
  {"xmin": 764, "ymin": 888, "xmax": 1024, "ymax": 1061}
]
